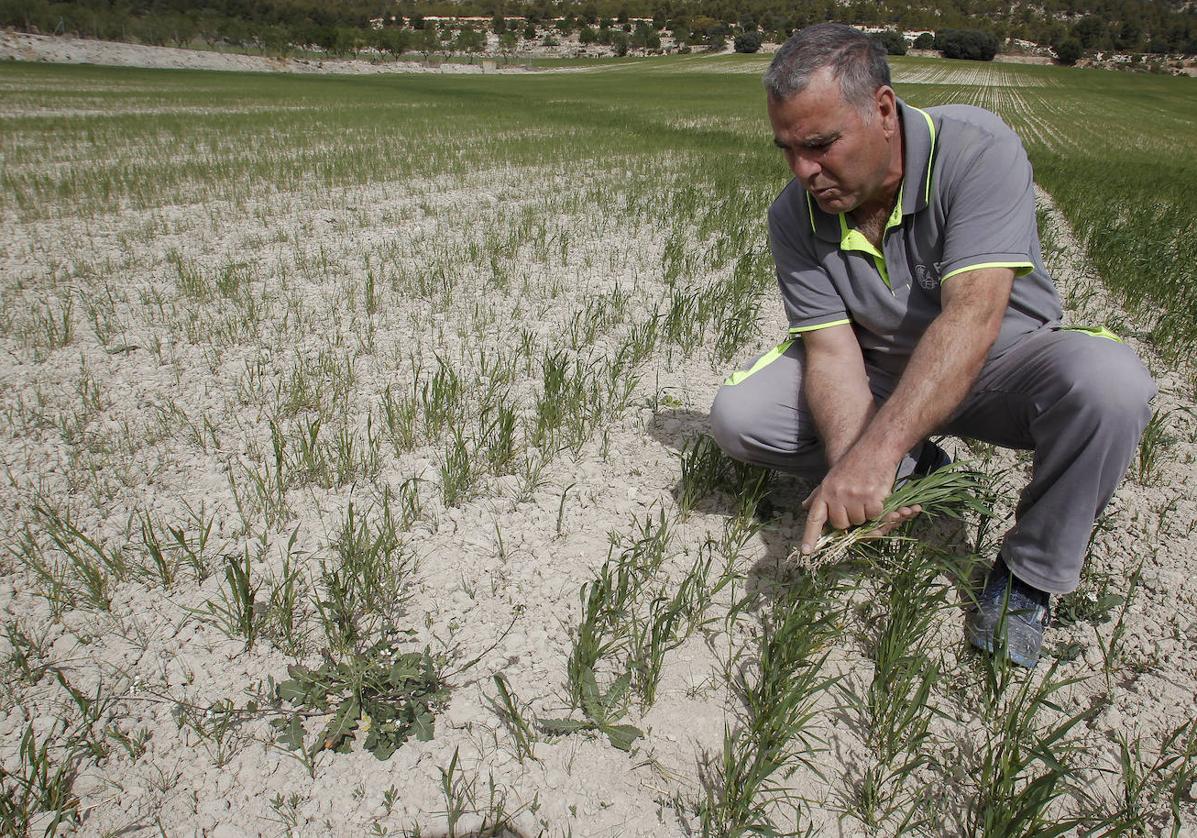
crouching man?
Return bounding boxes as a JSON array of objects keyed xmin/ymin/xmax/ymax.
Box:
[{"xmin": 710, "ymin": 23, "xmax": 1156, "ymax": 667}]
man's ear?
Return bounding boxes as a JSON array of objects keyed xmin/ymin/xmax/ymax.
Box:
[{"xmin": 875, "ymin": 86, "xmax": 898, "ymax": 138}]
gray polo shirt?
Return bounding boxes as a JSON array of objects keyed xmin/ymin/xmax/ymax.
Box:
[{"xmin": 768, "ymin": 99, "xmax": 1062, "ymax": 376}]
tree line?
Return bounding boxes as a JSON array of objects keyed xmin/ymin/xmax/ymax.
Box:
[{"xmin": 3, "ymin": 0, "xmax": 1195, "ymax": 56}]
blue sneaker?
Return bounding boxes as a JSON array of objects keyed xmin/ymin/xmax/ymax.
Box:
[{"xmin": 965, "ymin": 557, "xmax": 1051, "ymax": 668}]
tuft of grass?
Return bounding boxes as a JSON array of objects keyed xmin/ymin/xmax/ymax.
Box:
[
  {"xmin": 315, "ymin": 500, "xmax": 416, "ymax": 655},
  {"xmin": 490, "ymin": 674, "xmax": 538, "ymax": 763},
  {"xmin": 794, "ymin": 462, "xmax": 992, "ymax": 569},
  {"xmin": 1102, "ymin": 716, "xmax": 1197, "ymax": 835},
  {"xmin": 1098, "ymin": 561, "xmax": 1144, "ymax": 684},
  {"xmin": 966, "ymin": 661, "xmax": 1089, "ymax": 837},
  {"xmin": 699, "ymin": 575, "xmax": 840, "ymax": 837},
  {"xmin": 12, "ymin": 503, "xmax": 128, "ymax": 613},
  {"xmin": 204, "ymin": 543, "xmax": 262, "ymax": 652},
  {"xmin": 439, "ymin": 426, "xmax": 478, "ymax": 509},
  {"xmin": 0, "ymin": 724, "xmax": 80, "ymax": 836},
  {"xmin": 841, "ymin": 543, "xmax": 951, "ymax": 830},
  {"xmin": 264, "ymin": 527, "xmax": 308, "ymax": 655},
  {"xmin": 4, "ymin": 621, "xmax": 53, "ymax": 686},
  {"xmin": 676, "ymin": 434, "xmax": 730, "ymax": 518},
  {"xmin": 1136, "ymin": 407, "xmax": 1174, "ymax": 485}
]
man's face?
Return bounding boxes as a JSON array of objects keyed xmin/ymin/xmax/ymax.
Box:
[{"xmin": 767, "ymin": 69, "xmax": 898, "ymax": 215}]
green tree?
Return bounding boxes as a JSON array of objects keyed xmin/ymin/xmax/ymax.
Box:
[
  {"xmin": 455, "ymin": 26, "xmax": 485, "ymax": 54},
  {"xmin": 733, "ymin": 31, "xmax": 762, "ymax": 52},
  {"xmin": 937, "ymin": 29, "xmax": 999, "ymax": 59},
  {"xmin": 1054, "ymin": 37, "xmax": 1083, "ymax": 63},
  {"xmin": 914, "ymin": 31, "xmax": 934, "ymax": 48},
  {"xmin": 1072, "ymin": 15, "xmax": 1107, "ymax": 49},
  {"xmin": 870, "ymin": 29, "xmax": 907, "ymax": 54}
]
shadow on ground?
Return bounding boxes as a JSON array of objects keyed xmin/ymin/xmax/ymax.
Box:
[{"xmin": 647, "ymin": 409, "xmax": 985, "ymax": 608}]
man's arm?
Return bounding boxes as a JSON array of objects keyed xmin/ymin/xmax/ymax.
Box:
[
  {"xmin": 802, "ymin": 323, "xmax": 875, "ymax": 466},
  {"xmin": 800, "ymin": 267, "xmax": 1014, "ymax": 552}
]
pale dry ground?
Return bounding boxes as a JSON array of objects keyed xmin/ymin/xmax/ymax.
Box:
[
  {"xmin": 0, "ymin": 31, "xmax": 535, "ymax": 75},
  {"xmin": 1, "ymin": 80, "xmax": 1196, "ymax": 838}
]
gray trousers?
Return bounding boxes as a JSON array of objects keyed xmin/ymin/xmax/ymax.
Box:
[{"xmin": 709, "ymin": 326, "xmax": 1157, "ymax": 594}]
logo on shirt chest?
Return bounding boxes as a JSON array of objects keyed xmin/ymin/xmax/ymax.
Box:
[{"xmin": 914, "ymin": 264, "xmax": 939, "ymax": 291}]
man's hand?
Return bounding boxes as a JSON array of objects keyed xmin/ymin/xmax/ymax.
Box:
[{"xmin": 798, "ymin": 442, "xmax": 921, "ymax": 554}]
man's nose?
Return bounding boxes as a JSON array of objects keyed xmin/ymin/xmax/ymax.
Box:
[{"xmin": 790, "ymin": 152, "xmax": 820, "ymax": 183}]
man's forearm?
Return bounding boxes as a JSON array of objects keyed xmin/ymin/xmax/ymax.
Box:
[
  {"xmin": 804, "ymin": 341, "xmax": 876, "ymax": 467},
  {"xmin": 855, "ymin": 274, "xmax": 1010, "ymax": 465}
]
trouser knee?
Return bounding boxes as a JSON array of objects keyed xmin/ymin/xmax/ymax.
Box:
[
  {"xmin": 709, "ymin": 385, "xmax": 755, "ymax": 464},
  {"xmin": 1053, "ymin": 347, "xmax": 1156, "ymax": 436}
]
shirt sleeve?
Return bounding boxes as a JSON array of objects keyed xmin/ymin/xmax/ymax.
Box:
[
  {"xmin": 768, "ymin": 196, "xmax": 850, "ymax": 334},
  {"xmin": 938, "ymin": 125, "xmax": 1038, "ymax": 283}
]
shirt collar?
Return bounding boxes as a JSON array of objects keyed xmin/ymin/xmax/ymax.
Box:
[{"xmin": 805, "ymin": 98, "xmax": 937, "ymax": 244}]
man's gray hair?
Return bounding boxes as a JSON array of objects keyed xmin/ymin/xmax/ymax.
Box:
[{"xmin": 763, "ymin": 24, "xmax": 891, "ymax": 111}]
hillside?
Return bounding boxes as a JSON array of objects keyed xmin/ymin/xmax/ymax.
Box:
[{"xmin": 5, "ymin": 0, "xmax": 1196, "ymax": 61}]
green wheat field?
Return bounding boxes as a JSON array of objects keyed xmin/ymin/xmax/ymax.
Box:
[{"xmin": 1, "ymin": 54, "xmax": 1195, "ymax": 836}]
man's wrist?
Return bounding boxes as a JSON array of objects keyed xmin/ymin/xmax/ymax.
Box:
[{"xmin": 850, "ymin": 426, "xmax": 909, "ymax": 473}]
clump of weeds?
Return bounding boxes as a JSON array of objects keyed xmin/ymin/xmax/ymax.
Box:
[{"xmin": 274, "ymin": 641, "xmax": 450, "ymax": 763}]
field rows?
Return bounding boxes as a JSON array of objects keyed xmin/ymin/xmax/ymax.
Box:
[{"xmin": 0, "ymin": 61, "xmax": 1195, "ymax": 836}]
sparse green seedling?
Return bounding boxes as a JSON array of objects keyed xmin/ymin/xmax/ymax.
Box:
[
  {"xmin": 1136, "ymin": 408, "xmax": 1174, "ymax": 484},
  {"xmin": 699, "ymin": 576, "xmax": 840, "ymax": 838},
  {"xmin": 841, "ymin": 543, "xmax": 949, "ymax": 830},
  {"xmin": 106, "ymin": 725, "xmax": 151, "ymax": 762},
  {"xmin": 966, "ymin": 661, "xmax": 1088, "ymax": 836},
  {"xmin": 135, "ymin": 510, "xmax": 183, "ymax": 589},
  {"xmin": 439, "ymin": 426, "xmax": 477, "ymax": 508},
  {"xmin": 34, "ymin": 501, "xmax": 128, "ymax": 611},
  {"xmin": 490, "ymin": 674, "xmax": 538, "ymax": 763},
  {"xmin": 265, "ymin": 527, "xmax": 309, "ymax": 654},
  {"xmin": 0, "ymin": 723, "xmax": 80, "ymax": 836},
  {"xmin": 677, "ymin": 434, "xmax": 729, "ymax": 517},
  {"xmin": 204, "ymin": 545, "xmax": 262, "ymax": 651},
  {"xmin": 434, "ymin": 748, "xmax": 530, "ymax": 838},
  {"xmin": 267, "ymin": 792, "xmax": 305, "ymax": 833},
  {"xmin": 54, "ymin": 670, "xmax": 116, "ymax": 762},
  {"xmin": 555, "ymin": 482, "xmax": 576, "ymax": 538},
  {"xmin": 314, "ymin": 500, "xmax": 416, "ymax": 654},
  {"xmin": 1098, "ymin": 561, "xmax": 1144, "ymax": 683},
  {"xmin": 173, "ymin": 698, "xmax": 249, "ymax": 768},
  {"xmin": 4, "ymin": 621, "xmax": 53, "ymax": 685}
]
